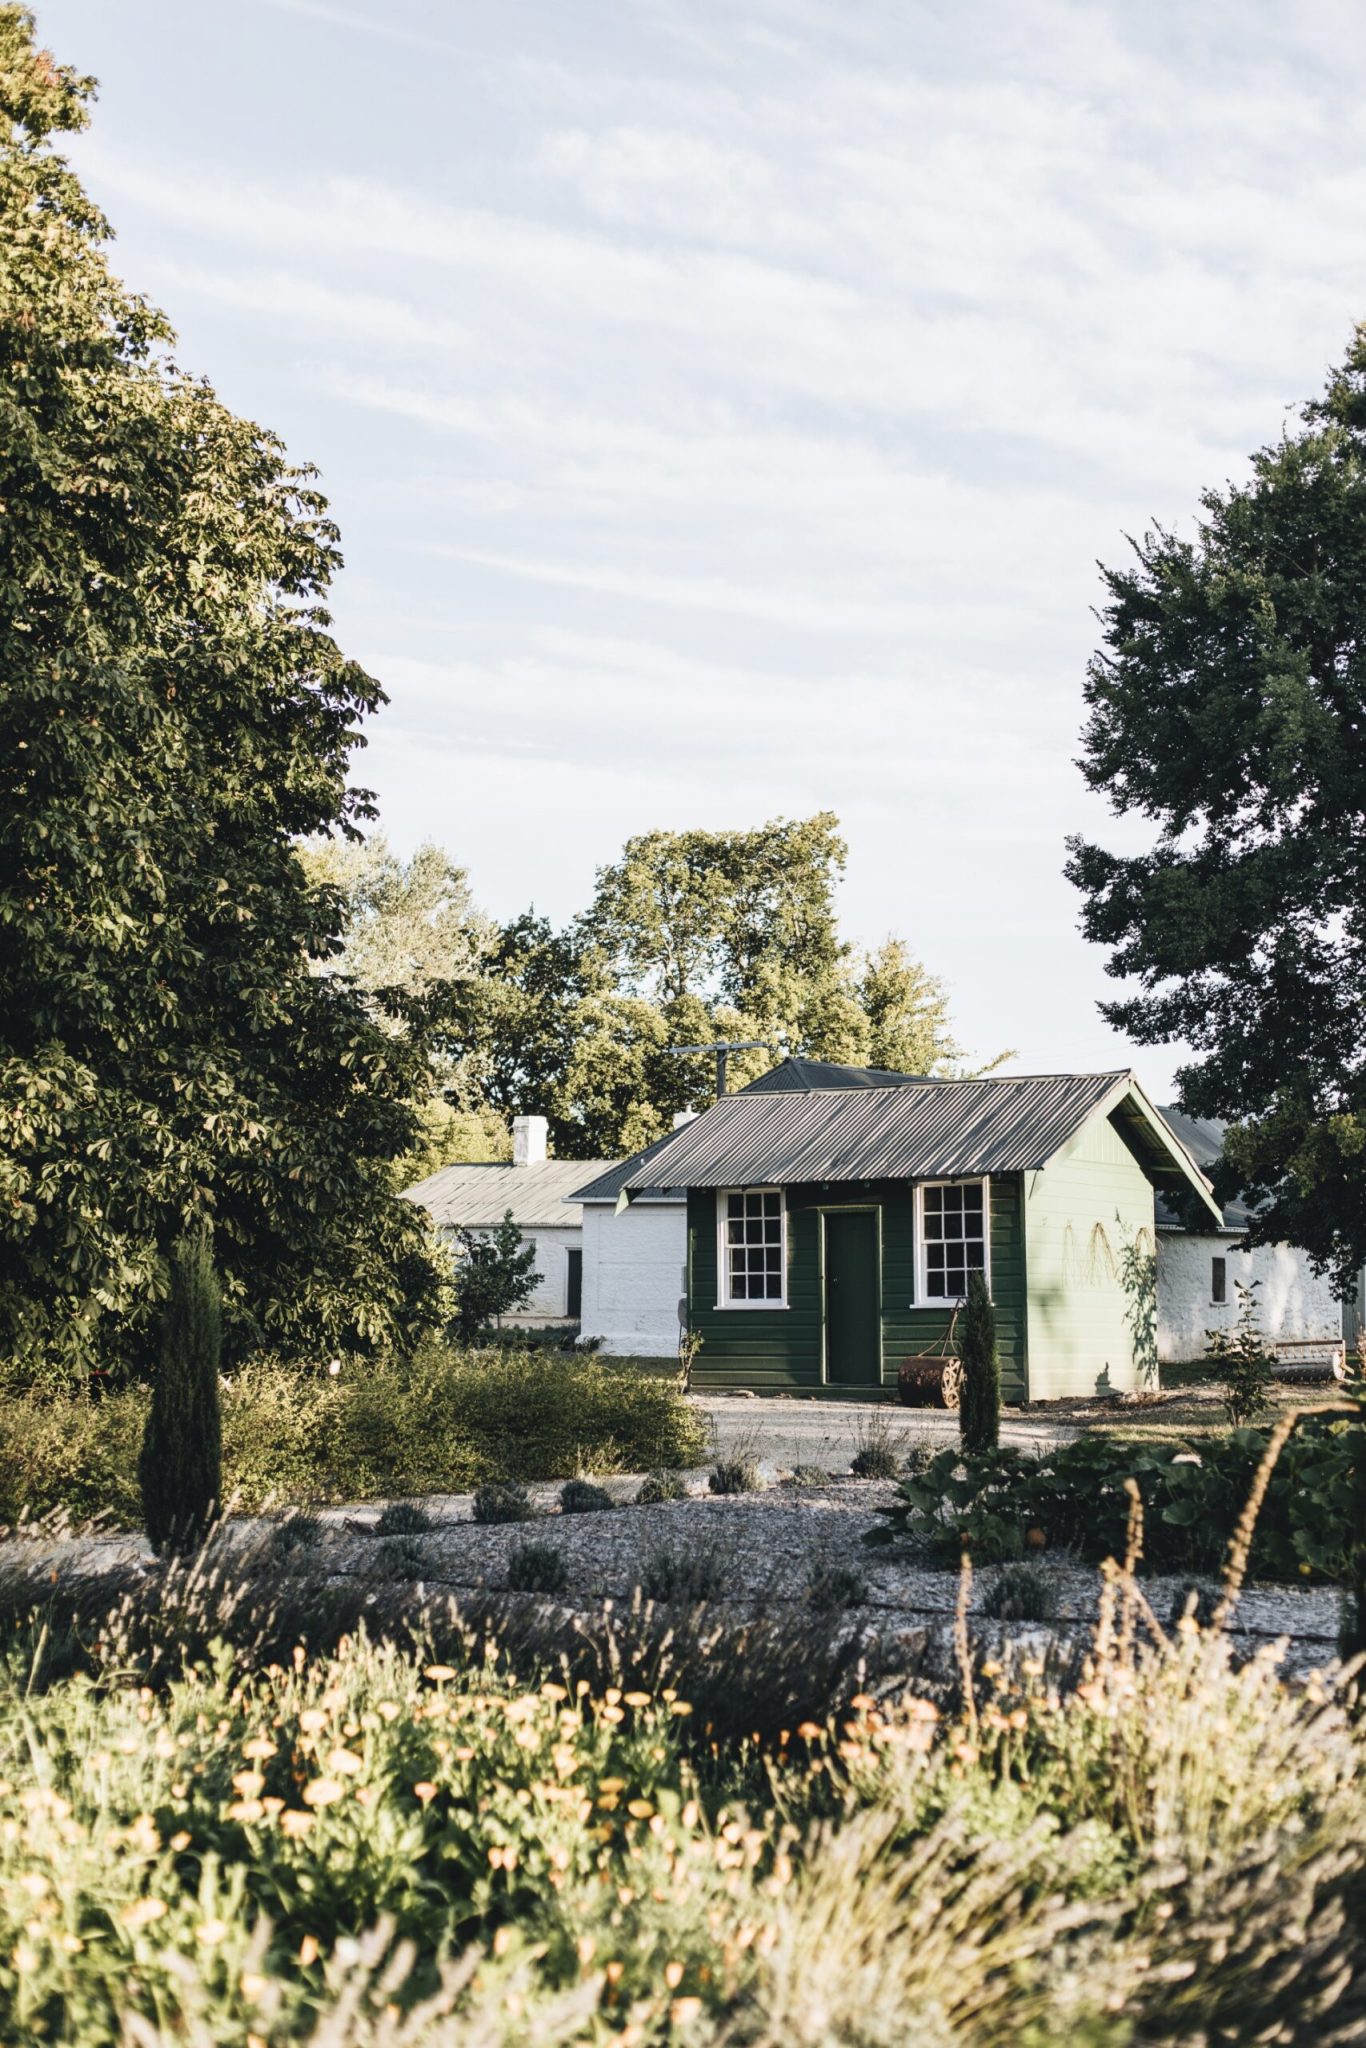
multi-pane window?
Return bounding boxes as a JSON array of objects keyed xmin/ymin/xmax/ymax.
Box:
[
  {"xmin": 720, "ymin": 1190, "xmax": 785, "ymax": 1304},
  {"xmin": 919, "ymin": 1180, "xmax": 987, "ymax": 1302}
]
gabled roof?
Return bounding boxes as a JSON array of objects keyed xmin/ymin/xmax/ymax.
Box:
[
  {"xmin": 569, "ymin": 1131, "xmax": 687, "ymax": 1207},
  {"xmin": 1155, "ymin": 1107, "xmax": 1254, "ymax": 1232},
  {"xmin": 403, "ymin": 1158, "xmax": 613, "ymax": 1229},
  {"xmin": 620, "ymin": 1069, "xmax": 1222, "ymax": 1220}
]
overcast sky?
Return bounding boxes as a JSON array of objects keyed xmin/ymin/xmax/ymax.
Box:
[{"xmin": 40, "ymin": 0, "xmax": 1366, "ymax": 1092}]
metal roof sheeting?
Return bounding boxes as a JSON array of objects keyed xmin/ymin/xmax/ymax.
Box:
[
  {"xmin": 622, "ymin": 1071, "xmax": 1170, "ymax": 1190},
  {"xmin": 569, "ymin": 1132, "xmax": 686, "ymax": 1206},
  {"xmin": 403, "ymin": 1158, "xmax": 613, "ymax": 1229}
]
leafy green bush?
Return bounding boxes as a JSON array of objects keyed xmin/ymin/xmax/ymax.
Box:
[
  {"xmin": 1207, "ymin": 1279, "xmax": 1276, "ymax": 1425},
  {"xmin": 806, "ymin": 1560, "xmax": 869, "ymax": 1611},
  {"xmin": 789, "ymin": 1464, "xmax": 832, "ymax": 1485},
  {"xmin": 473, "ymin": 1481, "xmax": 536, "ymax": 1525},
  {"xmin": 374, "ymin": 1501, "xmax": 433, "ymax": 1536},
  {"xmin": 507, "ymin": 1540, "xmax": 570, "ymax": 1595},
  {"xmin": 636, "ymin": 1470, "xmax": 688, "ymax": 1504},
  {"xmin": 709, "ymin": 1458, "xmax": 762, "ymax": 1495},
  {"xmin": 849, "ymin": 1409, "xmax": 902, "ymax": 1479},
  {"xmin": 0, "ymin": 1344, "xmax": 706, "ymax": 1526},
  {"xmin": 873, "ymin": 1427, "xmax": 1357, "ymax": 1582},
  {"xmin": 559, "ymin": 1479, "xmax": 613, "ymax": 1514},
  {"xmin": 641, "ymin": 1546, "xmax": 727, "ymax": 1603},
  {"xmin": 981, "ymin": 1563, "xmax": 1059, "ymax": 1622}
]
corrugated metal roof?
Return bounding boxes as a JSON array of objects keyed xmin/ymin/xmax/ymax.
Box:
[
  {"xmin": 622, "ymin": 1070, "xmax": 1172, "ymax": 1189},
  {"xmin": 402, "ymin": 1158, "xmax": 613, "ymax": 1229},
  {"xmin": 740, "ymin": 1057, "xmax": 930, "ymax": 1093},
  {"xmin": 1155, "ymin": 1106, "xmax": 1254, "ymax": 1232},
  {"xmin": 569, "ymin": 1132, "xmax": 686, "ymax": 1205}
]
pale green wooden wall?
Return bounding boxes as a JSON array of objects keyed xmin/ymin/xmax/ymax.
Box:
[{"xmin": 1024, "ymin": 1110, "xmax": 1157, "ymax": 1398}]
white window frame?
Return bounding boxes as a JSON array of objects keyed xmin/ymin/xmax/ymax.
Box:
[
  {"xmin": 914, "ymin": 1176, "xmax": 991, "ymax": 1306},
  {"xmin": 715, "ymin": 1187, "xmax": 788, "ymax": 1310}
]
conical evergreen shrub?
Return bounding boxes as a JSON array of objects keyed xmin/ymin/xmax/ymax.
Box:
[
  {"xmin": 139, "ymin": 1224, "xmax": 223, "ymax": 1555},
  {"xmin": 959, "ymin": 1267, "xmax": 1000, "ymax": 1456}
]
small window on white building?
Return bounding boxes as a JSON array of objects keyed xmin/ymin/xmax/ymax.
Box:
[
  {"xmin": 917, "ymin": 1179, "xmax": 989, "ymax": 1303},
  {"xmin": 718, "ymin": 1189, "xmax": 786, "ymax": 1306},
  {"xmin": 1211, "ymin": 1255, "xmax": 1227, "ymax": 1304}
]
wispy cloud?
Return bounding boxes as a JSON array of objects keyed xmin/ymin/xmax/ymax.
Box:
[{"xmin": 62, "ymin": 0, "xmax": 1366, "ymax": 1083}]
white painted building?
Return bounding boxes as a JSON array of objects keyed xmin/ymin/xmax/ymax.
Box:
[
  {"xmin": 569, "ymin": 1133, "xmax": 689, "ymax": 1359},
  {"xmin": 1155, "ymin": 1107, "xmax": 1342, "ymax": 1365},
  {"xmin": 403, "ymin": 1116, "xmax": 613, "ymax": 1328}
]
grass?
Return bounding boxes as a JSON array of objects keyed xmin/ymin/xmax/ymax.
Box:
[
  {"xmin": 1, "ymin": 1533, "xmax": 1363, "ymax": 2045},
  {"xmin": 0, "ymin": 1344, "xmax": 708, "ymax": 1527}
]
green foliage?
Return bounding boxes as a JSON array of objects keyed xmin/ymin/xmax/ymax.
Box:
[
  {"xmin": 982, "ymin": 1563, "xmax": 1060, "ymax": 1622},
  {"xmin": 959, "ymin": 1268, "xmax": 1001, "ymax": 1455},
  {"xmin": 790, "ymin": 1464, "xmax": 832, "ymax": 1485},
  {"xmin": 473, "ymin": 1480, "xmax": 536, "ymax": 1525},
  {"xmin": 1207, "ymin": 1279, "xmax": 1276, "ymax": 1425},
  {"xmin": 3, "ymin": 1588, "xmax": 1366, "ymax": 2043},
  {"xmin": 636, "ymin": 1470, "xmax": 688, "ymax": 1505},
  {"xmin": 1066, "ymin": 328, "xmax": 1366, "ymax": 1295},
  {"xmin": 449, "ymin": 1212, "xmax": 541, "ymax": 1343},
  {"xmin": 877, "ymin": 1429, "xmax": 1358, "ymax": 1582},
  {"xmin": 709, "ymin": 1457, "xmax": 763, "ymax": 1495},
  {"xmin": 0, "ymin": 10, "xmax": 444, "ymax": 1381},
  {"xmin": 641, "ymin": 1545, "xmax": 727, "ymax": 1602},
  {"xmin": 138, "ymin": 1228, "xmax": 223, "ymax": 1555},
  {"xmin": 0, "ymin": 1346, "xmax": 707, "ymax": 1525},
  {"xmin": 507, "ymin": 1539, "xmax": 570, "ymax": 1595},
  {"xmin": 849, "ymin": 1409, "xmax": 903, "ymax": 1479},
  {"xmin": 806, "ymin": 1560, "xmax": 869, "ymax": 1611},
  {"xmin": 373, "ymin": 1500, "xmax": 432, "ymax": 1537},
  {"xmin": 439, "ymin": 818, "xmax": 967, "ymax": 1155},
  {"xmin": 559, "ymin": 1479, "xmax": 613, "ymax": 1514}
]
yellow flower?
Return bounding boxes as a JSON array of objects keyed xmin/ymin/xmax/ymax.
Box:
[
  {"xmin": 302, "ymin": 1778, "xmax": 345, "ymax": 1808},
  {"xmin": 413, "ymin": 1782, "xmax": 437, "ymax": 1805},
  {"xmin": 280, "ymin": 1810, "xmax": 314, "ymax": 1838},
  {"xmin": 120, "ymin": 1897, "xmax": 167, "ymax": 1929},
  {"xmin": 242, "ymin": 1738, "xmax": 277, "ymax": 1761},
  {"xmin": 299, "ymin": 1709, "xmax": 328, "ymax": 1736},
  {"xmin": 298, "ymin": 1933, "xmax": 319, "ymax": 1966},
  {"xmin": 627, "ymin": 1800, "xmax": 654, "ymax": 1819},
  {"xmin": 232, "ymin": 1771, "xmax": 266, "ymax": 1799},
  {"xmin": 623, "ymin": 1691, "xmax": 651, "ymax": 1708},
  {"xmin": 425, "ymin": 1665, "xmax": 456, "ymax": 1683},
  {"xmin": 671, "ymin": 1996, "xmax": 703, "ymax": 2024},
  {"xmin": 196, "ymin": 1919, "xmax": 230, "ymax": 1947},
  {"xmin": 227, "ymin": 1800, "xmax": 264, "ymax": 1824},
  {"xmin": 169, "ymin": 1831, "xmax": 192, "ymax": 1852},
  {"xmin": 665, "ymin": 1961, "xmax": 684, "ymax": 1989},
  {"xmin": 326, "ymin": 1748, "xmax": 364, "ymax": 1777}
]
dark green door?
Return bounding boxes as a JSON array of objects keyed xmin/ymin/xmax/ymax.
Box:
[{"xmin": 824, "ymin": 1210, "xmax": 880, "ymax": 1386}]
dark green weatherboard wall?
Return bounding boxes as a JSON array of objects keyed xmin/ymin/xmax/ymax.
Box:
[{"xmin": 687, "ymin": 1177, "xmax": 1026, "ymax": 1400}]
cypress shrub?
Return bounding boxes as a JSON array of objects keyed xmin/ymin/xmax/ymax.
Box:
[
  {"xmin": 139, "ymin": 1226, "xmax": 223, "ymax": 1555},
  {"xmin": 959, "ymin": 1267, "xmax": 1000, "ymax": 1456}
]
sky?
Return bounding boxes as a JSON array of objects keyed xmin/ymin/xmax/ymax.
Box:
[{"xmin": 36, "ymin": 0, "xmax": 1366, "ymax": 1094}]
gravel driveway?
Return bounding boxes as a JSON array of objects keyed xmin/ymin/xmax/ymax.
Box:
[{"xmin": 693, "ymin": 1393, "xmax": 1077, "ymax": 1471}]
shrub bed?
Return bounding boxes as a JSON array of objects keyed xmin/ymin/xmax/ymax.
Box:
[
  {"xmin": 0, "ymin": 1345, "xmax": 707, "ymax": 1527},
  {"xmin": 875, "ymin": 1426, "xmax": 1356, "ymax": 1581},
  {"xmin": 1, "ymin": 1577, "xmax": 1364, "ymax": 2043}
]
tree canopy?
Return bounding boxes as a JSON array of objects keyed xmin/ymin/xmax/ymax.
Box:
[
  {"xmin": 0, "ymin": 9, "xmax": 443, "ymax": 1378},
  {"xmin": 1066, "ymin": 329, "xmax": 1366, "ymax": 1293}
]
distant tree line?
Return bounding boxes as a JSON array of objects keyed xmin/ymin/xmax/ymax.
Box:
[{"xmin": 302, "ymin": 815, "xmax": 977, "ymax": 1170}]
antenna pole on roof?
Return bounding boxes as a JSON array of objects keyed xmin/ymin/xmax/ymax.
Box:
[{"xmin": 665, "ymin": 1040, "xmax": 772, "ymax": 1100}]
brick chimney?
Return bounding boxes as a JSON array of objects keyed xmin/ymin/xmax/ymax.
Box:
[{"xmin": 512, "ymin": 1114, "xmax": 548, "ymax": 1167}]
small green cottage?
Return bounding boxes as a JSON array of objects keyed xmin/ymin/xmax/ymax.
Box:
[{"xmin": 618, "ymin": 1060, "xmax": 1221, "ymax": 1401}]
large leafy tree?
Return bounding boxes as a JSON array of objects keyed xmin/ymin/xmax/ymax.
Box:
[
  {"xmin": 0, "ymin": 11, "xmax": 442, "ymax": 1378},
  {"xmin": 1066, "ymin": 330, "xmax": 1366, "ymax": 1294}
]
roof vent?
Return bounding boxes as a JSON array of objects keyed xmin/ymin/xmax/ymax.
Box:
[
  {"xmin": 672, "ymin": 1111, "xmax": 699, "ymax": 1129},
  {"xmin": 512, "ymin": 1115, "xmax": 548, "ymax": 1167}
]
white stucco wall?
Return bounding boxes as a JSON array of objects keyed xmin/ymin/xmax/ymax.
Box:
[
  {"xmin": 452, "ymin": 1223, "xmax": 582, "ymax": 1325},
  {"xmin": 580, "ymin": 1200, "xmax": 688, "ymax": 1358},
  {"xmin": 1156, "ymin": 1230, "xmax": 1341, "ymax": 1364}
]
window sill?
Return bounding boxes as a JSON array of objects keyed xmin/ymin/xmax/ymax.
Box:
[{"xmin": 715, "ymin": 1299, "xmax": 788, "ymax": 1312}]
